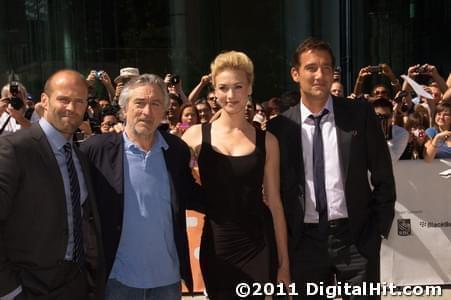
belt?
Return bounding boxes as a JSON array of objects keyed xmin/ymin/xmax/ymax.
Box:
[{"xmin": 304, "ymin": 218, "xmax": 349, "ymax": 230}]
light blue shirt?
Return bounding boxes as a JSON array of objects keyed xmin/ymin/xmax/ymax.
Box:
[
  {"xmin": 109, "ymin": 131, "xmax": 180, "ymax": 288},
  {"xmin": 38, "ymin": 118, "xmax": 88, "ymax": 260}
]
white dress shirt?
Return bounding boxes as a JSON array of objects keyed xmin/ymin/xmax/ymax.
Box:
[{"xmin": 300, "ymin": 96, "xmax": 348, "ymax": 223}]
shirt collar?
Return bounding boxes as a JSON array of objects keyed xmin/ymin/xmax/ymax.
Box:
[
  {"xmin": 39, "ymin": 117, "xmax": 72, "ymax": 152},
  {"xmin": 122, "ymin": 130, "xmax": 169, "ymax": 153},
  {"xmin": 300, "ymin": 95, "xmax": 334, "ymax": 124}
]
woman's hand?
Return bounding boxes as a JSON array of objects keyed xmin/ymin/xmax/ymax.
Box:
[
  {"xmin": 432, "ymin": 130, "xmax": 450, "ymax": 145},
  {"xmin": 277, "ymin": 264, "xmax": 291, "ymax": 298}
]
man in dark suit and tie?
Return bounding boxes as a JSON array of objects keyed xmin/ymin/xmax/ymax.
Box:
[
  {"xmin": 0, "ymin": 70, "xmax": 104, "ymax": 300},
  {"xmin": 80, "ymin": 74, "xmax": 202, "ymax": 299},
  {"xmin": 268, "ymin": 38, "xmax": 396, "ymax": 299}
]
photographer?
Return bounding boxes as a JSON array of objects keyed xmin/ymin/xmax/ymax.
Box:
[
  {"xmin": 373, "ymin": 98, "xmax": 409, "ymax": 162},
  {"xmin": 164, "ymin": 73, "xmax": 188, "ymax": 103},
  {"xmin": 352, "ymin": 64, "xmax": 401, "ymax": 100},
  {"xmin": 86, "ymin": 70, "xmax": 116, "ymax": 102},
  {"xmin": 0, "ymin": 82, "xmax": 35, "ymax": 136}
]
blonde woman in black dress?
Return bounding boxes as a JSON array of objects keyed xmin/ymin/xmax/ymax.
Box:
[{"xmin": 182, "ymin": 51, "xmax": 290, "ymax": 299}]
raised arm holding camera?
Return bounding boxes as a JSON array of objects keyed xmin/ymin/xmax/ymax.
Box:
[
  {"xmin": 164, "ymin": 73, "xmax": 188, "ymax": 103},
  {"xmin": 87, "ymin": 70, "xmax": 116, "ymax": 101},
  {"xmin": 352, "ymin": 64, "xmax": 400, "ymax": 100},
  {"xmin": 188, "ymin": 74, "xmax": 212, "ymax": 104}
]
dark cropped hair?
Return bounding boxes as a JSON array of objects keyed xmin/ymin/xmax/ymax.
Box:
[
  {"xmin": 372, "ymin": 98, "xmax": 393, "ymax": 113},
  {"xmin": 291, "ymin": 37, "xmax": 336, "ymax": 68}
]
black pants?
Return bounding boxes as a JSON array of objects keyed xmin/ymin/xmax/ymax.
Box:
[{"xmin": 290, "ymin": 220, "xmax": 380, "ymax": 300}]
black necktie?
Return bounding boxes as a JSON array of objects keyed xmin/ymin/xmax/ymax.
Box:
[
  {"xmin": 63, "ymin": 143, "xmax": 83, "ymax": 262},
  {"xmin": 309, "ymin": 109, "xmax": 329, "ymax": 235}
]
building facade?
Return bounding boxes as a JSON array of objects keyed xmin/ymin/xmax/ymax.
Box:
[{"xmin": 1, "ymin": 0, "xmax": 450, "ymax": 100}]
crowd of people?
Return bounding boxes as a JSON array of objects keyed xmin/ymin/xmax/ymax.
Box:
[
  {"xmin": 1, "ymin": 53, "xmax": 450, "ymax": 162},
  {"xmin": 0, "ymin": 36, "xmax": 449, "ymax": 300}
]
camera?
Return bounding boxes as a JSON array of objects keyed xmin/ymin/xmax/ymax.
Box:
[
  {"xmin": 170, "ymin": 75, "xmax": 180, "ymax": 85},
  {"xmin": 96, "ymin": 70, "xmax": 104, "ymax": 78},
  {"xmin": 416, "ymin": 65, "xmax": 427, "ymax": 74},
  {"xmin": 368, "ymin": 66, "xmax": 381, "ymax": 74},
  {"xmin": 8, "ymin": 81, "xmax": 24, "ymax": 110}
]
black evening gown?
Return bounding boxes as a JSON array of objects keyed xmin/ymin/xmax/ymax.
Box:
[{"xmin": 198, "ymin": 123, "xmax": 277, "ymax": 299}]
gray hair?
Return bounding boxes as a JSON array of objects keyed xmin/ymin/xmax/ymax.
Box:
[
  {"xmin": 118, "ymin": 74, "xmax": 169, "ymax": 110},
  {"xmin": 1, "ymin": 82, "xmax": 28, "ymax": 99}
]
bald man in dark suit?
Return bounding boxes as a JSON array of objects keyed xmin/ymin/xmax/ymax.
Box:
[{"xmin": 0, "ymin": 70, "xmax": 104, "ymax": 300}]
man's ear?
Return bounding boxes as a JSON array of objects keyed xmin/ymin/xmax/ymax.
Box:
[
  {"xmin": 40, "ymin": 92, "xmax": 49, "ymax": 111},
  {"xmin": 291, "ymin": 67, "xmax": 300, "ymax": 83}
]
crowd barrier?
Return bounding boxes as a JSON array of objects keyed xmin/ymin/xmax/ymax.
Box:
[
  {"xmin": 381, "ymin": 159, "xmax": 451, "ymax": 285},
  {"xmin": 183, "ymin": 159, "xmax": 451, "ymax": 292}
]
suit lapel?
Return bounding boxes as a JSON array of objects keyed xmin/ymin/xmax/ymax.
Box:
[
  {"xmin": 110, "ymin": 134, "xmax": 124, "ymax": 195},
  {"xmin": 283, "ymin": 104, "xmax": 306, "ymax": 213},
  {"xmin": 31, "ymin": 125, "xmax": 66, "ymax": 201},
  {"xmin": 161, "ymin": 138, "xmax": 179, "ymax": 215},
  {"xmin": 333, "ymin": 97, "xmax": 353, "ymax": 186}
]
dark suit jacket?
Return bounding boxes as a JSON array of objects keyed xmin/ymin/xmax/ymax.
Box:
[
  {"xmin": 80, "ymin": 130, "xmax": 202, "ymax": 293},
  {"xmin": 0, "ymin": 125, "xmax": 105, "ymax": 299},
  {"xmin": 267, "ymin": 96, "xmax": 396, "ymax": 257}
]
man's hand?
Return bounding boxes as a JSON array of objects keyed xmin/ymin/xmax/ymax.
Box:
[
  {"xmin": 0, "ymin": 98, "xmax": 8, "ymax": 114},
  {"xmin": 380, "ymin": 63, "xmax": 396, "ymax": 80},
  {"xmin": 86, "ymin": 71, "xmax": 97, "ymax": 86},
  {"xmin": 98, "ymin": 71, "xmax": 113, "ymax": 86}
]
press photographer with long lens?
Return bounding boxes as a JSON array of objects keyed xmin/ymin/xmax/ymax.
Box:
[{"xmin": 0, "ymin": 81, "xmax": 36, "ymax": 136}]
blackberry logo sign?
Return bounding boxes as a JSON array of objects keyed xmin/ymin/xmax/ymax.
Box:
[{"xmin": 397, "ymin": 219, "xmax": 411, "ymax": 236}]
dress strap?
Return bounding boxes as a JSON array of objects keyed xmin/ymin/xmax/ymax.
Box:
[{"xmin": 201, "ymin": 122, "xmax": 212, "ymax": 145}]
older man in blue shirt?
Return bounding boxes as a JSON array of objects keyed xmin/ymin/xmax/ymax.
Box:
[{"xmin": 81, "ymin": 74, "xmax": 202, "ymax": 299}]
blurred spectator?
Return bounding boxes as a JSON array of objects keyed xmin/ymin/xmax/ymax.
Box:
[
  {"xmin": 352, "ymin": 64, "xmax": 400, "ymax": 100},
  {"xmin": 330, "ymin": 81, "xmax": 344, "ymax": 97},
  {"xmin": 195, "ymin": 98, "xmax": 212, "ymax": 124},
  {"xmin": 167, "ymin": 93, "xmax": 183, "ymax": 132},
  {"xmin": 262, "ymin": 97, "xmax": 281, "ymax": 119},
  {"xmin": 333, "ymin": 66, "xmax": 342, "ymax": 82},
  {"xmin": 252, "ymin": 103, "xmax": 267, "ymax": 130},
  {"xmin": 99, "ymin": 109, "xmax": 119, "ymax": 134},
  {"xmin": 371, "ymin": 83, "xmax": 390, "ymax": 100},
  {"xmin": 372, "ymin": 98, "xmax": 409, "ymax": 162},
  {"xmin": 423, "ymin": 102, "xmax": 451, "ymax": 161},
  {"xmin": 98, "ymin": 98, "xmax": 111, "ymax": 110},
  {"xmin": 400, "ymin": 113, "xmax": 427, "ymax": 160},
  {"xmin": 113, "ymin": 67, "xmax": 140, "ymax": 103},
  {"xmin": 164, "ymin": 73, "xmax": 188, "ymax": 103},
  {"xmin": 0, "ymin": 82, "xmax": 38, "ymax": 136},
  {"xmin": 170, "ymin": 103, "xmax": 199, "ymax": 136},
  {"xmin": 86, "ymin": 69, "xmax": 116, "ymax": 101},
  {"xmin": 207, "ymin": 89, "xmax": 220, "ymax": 114},
  {"xmin": 244, "ymin": 99, "xmax": 255, "ymax": 123}
]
